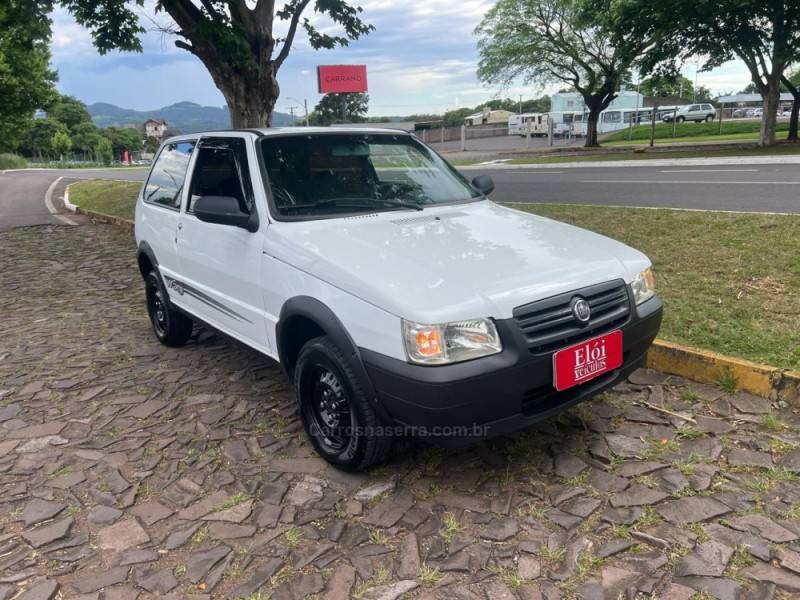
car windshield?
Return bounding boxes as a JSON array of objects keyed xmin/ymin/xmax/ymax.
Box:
[{"xmin": 259, "ymin": 133, "xmax": 482, "ymax": 218}]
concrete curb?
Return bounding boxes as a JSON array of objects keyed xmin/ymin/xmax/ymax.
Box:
[
  {"xmin": 74, "ymin": 206, "xmax": 135, "ymax": 232},
  {"xmin": 63, "ymin": 183, "xmax": 77, "ymax": 212},
  {"xmin": 75, "ymin": 206, "xmax": 799, "ymax": 404},
  {"xmin": 648, "ymin": 339, "xmax": 800, "ymax": 403}
]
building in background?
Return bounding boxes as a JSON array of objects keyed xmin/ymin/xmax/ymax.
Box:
[
  {"xmin": 143, "ymin": 119, "xmax": 168, "ymax": 140},
  {"xmin": 550, "ymin": 91, "xmax": 645, "ymax": 113}
]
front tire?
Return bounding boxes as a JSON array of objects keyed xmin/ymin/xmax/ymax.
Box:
[
  {"xmin": 294, "ymin": 336, "xmax": 392, "ymax": 471},
  {"xmin": 676, "ymin": 116, "xmax": 685, "ymax": 123},
  {"xmin": 705, "ymin": 115, "xmax": 714, "ymax": 123},
  {"xmin": 145, "ymin": 271, "xmax": 193, "ymax": 347}
]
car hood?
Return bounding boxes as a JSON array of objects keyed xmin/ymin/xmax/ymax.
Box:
[{"xmin": 266, "ymin": 200, "xmax": 651, "ymax": 323}]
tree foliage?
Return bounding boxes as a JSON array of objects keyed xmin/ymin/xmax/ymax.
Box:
[
  {"xmin": 476, "ymin": 0, "xmax": 649, "ymax": 146},
  {"xmin": 95, "ymin": 137, "xmax": 113, "ymax": 166},
  {"xmin": 309, "ymin": 93, "xmax": 369, "ymax": 125},
  {"xmin": 41, "ymin": 0, "xmax": 373, "ymax": 128},
  {"xmin": 19, "ymin": 119, "xmax": 67, "ymax": 159},
  {"xmin": 613, "ymin": 0, "xmax": 800, "ymax": 145},
  {"xmin": 52, "ymin": 129, "xmax": 73, "ymax": 159},
  {"xmin": 0, "ymin": 1, "xmax": 58, "ymax": 152}
]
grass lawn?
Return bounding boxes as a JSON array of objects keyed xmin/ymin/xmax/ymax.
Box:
[
  {"xmin": 502, "ymin": 144, "xmax": 800, "ymax": 165},
  {"xmin": 69, "ymin": 180, "xmax": 140, "ymax": 221},
  {"xmin": 518, "ymin": 204, "xmax": 800, "ymax": 370},
  {"xmin": 604, "ymin": 119, "xmax": 788, "ymax": 145}
]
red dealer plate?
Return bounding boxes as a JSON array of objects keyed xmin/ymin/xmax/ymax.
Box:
[{"xmin": 552, "ymin": 330, "xmax": 623, "ymax": 392}]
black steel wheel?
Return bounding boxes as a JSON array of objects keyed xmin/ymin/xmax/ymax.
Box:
[
  {"xmin": 307, "ymin": 365, "xmax": 354, "ymax": 454},
  {"xmin": 295, "ymin": 336, "xmax": 392, "ymax": 471},
  {"xmin": 145, "ymin": 271, "xmax": 193, "ymax": 347}
]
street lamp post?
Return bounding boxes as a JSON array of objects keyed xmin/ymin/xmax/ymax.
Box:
[{"xmin": 286, "ymin": 97, "xmax": 310, "ymax": 126}]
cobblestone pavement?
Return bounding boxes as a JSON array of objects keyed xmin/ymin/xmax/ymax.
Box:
[{"xmin": 3, "ymin": 223, "xmax": 800, "ymax": 600}]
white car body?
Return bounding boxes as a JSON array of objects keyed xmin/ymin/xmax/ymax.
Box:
[{"xmin": 134, "ymin": 127, "xmax": 662, "ymax": 469}]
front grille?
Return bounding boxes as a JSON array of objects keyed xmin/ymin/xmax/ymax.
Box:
[{"xmin": 513, "ymin": 280, "xmax": 631, "ymax": 353}]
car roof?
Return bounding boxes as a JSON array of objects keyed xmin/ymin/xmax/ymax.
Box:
[{"xmin": 163, "ymin": 126, "xmax": 414, "ymax": 144}]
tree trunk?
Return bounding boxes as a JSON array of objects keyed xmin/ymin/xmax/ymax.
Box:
[
  {"xmin": 781, "ymin": 76, "xmax": 799, "ymax": 141},
  {"xmin": 215, "ymin": 65, "xmax": 280, "ymax": 129},
  {"xmin": 759, "ymin": 76, "xmax": 782, "ymax": 146},
  {"xmin": 789, "ymin": 98, "xmax": 799, "ymax": 141},
  {"xmin": 585, "ymin": 107, "xmax": 601, "ymax": 148}
]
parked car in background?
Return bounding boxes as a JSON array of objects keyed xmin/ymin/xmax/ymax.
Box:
[
  {"xmin": 662, "ymin": 104, "xmax": 716, "ymax": 123},
  {"xmin": 732, "ymin": 108, "xmax": 748, "ymax": 118},
  {"xmin": 135, "ymin": 128, "xmax": 663, "ymax": 471}
]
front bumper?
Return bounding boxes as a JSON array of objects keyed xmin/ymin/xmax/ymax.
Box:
[{"xmin": 361, "ymin": 295, "xmax": 663, "ymax": 445}]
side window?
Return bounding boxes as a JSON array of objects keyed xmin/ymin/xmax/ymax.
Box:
[
  {"xmin": 188, "ymin": 138, "xmax": 254, "ymax": 214},
  {"xmin": 143, "ymin": 141, "xmax": 195, "ymax": 209},
  {"xmin": 689, "ymin": 105, "xmax": 700, "ymax": 112}
]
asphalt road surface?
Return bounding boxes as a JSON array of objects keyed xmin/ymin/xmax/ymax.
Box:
[
  {"xmin": 0, "ymin": 168, "xmax": 146, "ymax": 231},
  {"xmin": 473, "ymin": 162, "xmax": 800, "ymax": 214},
  {"xmin": 2, "ymin": 161, "xmax": 800, "ymax": 232}
]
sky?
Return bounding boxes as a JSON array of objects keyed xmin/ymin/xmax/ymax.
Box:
[{"xmin": 49, "ymin": 1, "xmax": 755, "ymax": 117}]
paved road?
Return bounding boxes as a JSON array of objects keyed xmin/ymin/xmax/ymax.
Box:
[
  {"xmin": 472, "ymin": 162, "xmax": 800, "ymax": 214},
  {"xmin": 0, "ymin": 168, "xmax": 145, "ymax": 231},
  {"xmin": 3, "ymin": 161, "xmax": 800, "ymax": 232}
]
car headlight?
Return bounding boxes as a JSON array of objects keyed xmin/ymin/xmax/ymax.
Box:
[
  {"xmin": 402, "ymin": 318, "xmax": 502, "ymax": 365},
  {"xmin": 632, "ymin": 267, "xmax": 656, "ymax": 305}
]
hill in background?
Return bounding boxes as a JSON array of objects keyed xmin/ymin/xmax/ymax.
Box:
[{"xmin": 87, "ymin": 101, "xmax": 293, "ymax": 132}]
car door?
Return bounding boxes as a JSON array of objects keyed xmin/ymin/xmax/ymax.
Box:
[
  {"xmin": 174, "ymin": 135, "xmax": 270, "ymax": 352},
  {"xmin": 139, "ymin": 140, "xmax": 196, "ymax": 283}
]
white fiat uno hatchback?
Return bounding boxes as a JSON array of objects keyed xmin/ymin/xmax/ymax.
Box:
[{"xmin": 135, "ymin": 128, "xmax": 662, "ymax": 471}]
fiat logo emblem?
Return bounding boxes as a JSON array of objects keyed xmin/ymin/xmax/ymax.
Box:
[{"xmin": 571, "ymin": 297, "xmax": 591, "ymax": 324}]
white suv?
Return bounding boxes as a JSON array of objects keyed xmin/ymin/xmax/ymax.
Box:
[
  {"xmin": 135, "ymin": 128, "xmax": 662, "ymax": 471},
  {"xmin": 662, "ymin": 104, "xmax": 716, "ymax": 123}
]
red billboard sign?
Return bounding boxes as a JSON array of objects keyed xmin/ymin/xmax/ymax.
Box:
[{"xmin": 317, "ymin": 65, "xmax": 368, "ymax": 94}]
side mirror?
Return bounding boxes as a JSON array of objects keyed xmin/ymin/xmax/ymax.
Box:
[
  {"xmin": 194, "ymin": 196, "xmax": 256, "ymax": 232},
  {"xmin": 472, "ymin": 174, "xmax": 495, "ymax": 196}
]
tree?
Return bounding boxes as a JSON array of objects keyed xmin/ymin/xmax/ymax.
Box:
[
  {"xmin": 103, "ymin": 127, "xmax": 143, "ymax": 157},
  {"xmin": 144, "ymin": 136, "xmax": 162, "ymax": 154},
  {"xmin": 0, "ymin": 1, "xmax": 57, "ymax": 152},
  {"xmin": 615, "ymin": 0, "xmax": 800, "ymax": 146},
  {"xmin": 638, "ymin": 73, "xmax": 695, "ymax": 101},
  {"xmin": 476, "ymin": 0, "xmax": 649, "ymax": 147},
  {"xmin": 49, "ymin": 95, "xmax": 94, "ymax": 131},
  {"xmin": 309, "ymin": 93, "xmax": 369, "ymax": 125},
  {"xmin": 95, "ymin": 137, "xmax": 113, "ymax": 166},
  {"xmin": 18, "ymin": 118, "xmax": 67, "ymax": 159},
  {"xmin": 52, "ymin": 130, "xmax": 73, "ymax": 161},
  {"xmin": 442, "ymin": 108, "xmax": 475, "ymax": 128},
  {"xmin": 71, "ymin": 121, "xmax": 102, "ymax": 158},
  {"xmin": 42, "ymin": 1, "xmax": 373, "ymax": 128},
  {"xmin": 782, "ymin": 68, "xmax": 800, "ymax": 141}
]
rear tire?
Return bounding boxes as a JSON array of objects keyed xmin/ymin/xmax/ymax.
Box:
[
  {"xmin": 145, "ymin": 271, "xmax": 193, "ymax": 347},
  {"xmin": 294, "ymin": 336, "xmax": 392, "ymax": 471}
]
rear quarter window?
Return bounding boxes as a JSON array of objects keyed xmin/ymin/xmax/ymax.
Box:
[{"xmin": 143, "ymin": 141, "xmax": 195, "ymax": 210}]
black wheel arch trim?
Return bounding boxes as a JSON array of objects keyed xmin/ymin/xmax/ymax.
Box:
[
  {"xmin": 277, "ymin": 296, "xmax": 393, "ymax": 424},
  {"xmin": 137, "ymin": 241, "xmax": 159, "ymax": 279},
  {"xmin": 137, "ymin": 242, "xmax": 175, "ymax": 308}
]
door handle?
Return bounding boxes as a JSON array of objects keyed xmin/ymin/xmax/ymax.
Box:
[{"xmin": 178, "ymin": 222, "xmax": 183, "ymax": 230}]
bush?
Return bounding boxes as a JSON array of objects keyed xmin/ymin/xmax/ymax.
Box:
[{"xmin": 0, "ymin": 153, "xmax": 27, "ymax": 170}]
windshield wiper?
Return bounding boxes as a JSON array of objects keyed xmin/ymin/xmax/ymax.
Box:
[{"xmin": 312, "ymin": 198, "xmax": 424, "ymax": 212}]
